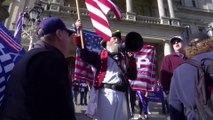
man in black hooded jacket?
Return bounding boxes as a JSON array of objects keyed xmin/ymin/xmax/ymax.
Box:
[{"xmin": 0, "ymin": 17, "xmax": 76, "ymax": 120}]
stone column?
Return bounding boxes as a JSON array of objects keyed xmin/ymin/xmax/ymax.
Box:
[
  {"xmin": 52, "ymin": 0, "xmax": 57, "ymax": 3},
  {"xmin": 164, "ymin": 41, "xmax": 172, "ymax": 56},
  {"xmin": 157, "ymin": 0, "xmax": 165, "ymax": 18},
  {"xmin": 126, "ymin": 0, "xmax": 133, "ymax": 13},
  {"xmin": 0, "ymin": 0, "xmax": 9, "ymax": 22},
  {"xmin": 4, "ymin": 0, "xmax": 25, "ymax": 30},
  {"xmin": 126, "ymin": 0, "xmax": 135, "ymax": 21},
  {"xmin": 167, "ymin": 0, "xmax": 175, "ymax": 18}
]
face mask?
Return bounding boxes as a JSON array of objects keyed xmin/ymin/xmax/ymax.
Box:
[{"xmin": 106, "ymin": 43, "xmax": 119, "ymax": 54}]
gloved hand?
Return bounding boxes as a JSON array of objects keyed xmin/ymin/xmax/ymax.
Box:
[{"xmin": 127, "ymin": 51, "xmax": 136, "ymax": 67}]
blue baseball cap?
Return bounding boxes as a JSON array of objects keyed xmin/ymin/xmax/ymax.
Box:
[{"xmin": 37, "ymin": 17, "xmax": 75, "ymax": 37}]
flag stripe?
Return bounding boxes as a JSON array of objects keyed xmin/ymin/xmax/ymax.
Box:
[
  {"xmin": 135, "ymin": 51, "xmax": 154, "ymax": 56},
  {"xmin": 74, "ymin": 73, "xmax": 94, "ymax": 80},
  {"xmin": 130, "ymin": 45, "xmax": 157, "ymax": 91},
  {"xmin": 85, "ymin": 2, "xmax": 108, "ymax": 21},
  {"xmin": 0, "ymin": 29, "xmax": 21, "ymax": 50},
  {"xmin": 98, "ymin": 0, "xmax": 122, "ymax": 20},
  {"xmin": 131, "ymin": 86, "xmax": 154, "ymax": 92},
  {"xmin": 85, "ymin": 0, "xmax": 111, "ymax": 41},
  {"xmin": 95, "ymin": 29, "xmax": 111, "ymax": 41},
  {"xmin": 0, "ymin": 22, "xmax": 25, "ymax": 106},
  {"xmin": 137, "ymin": 73, "xmax": 156, "ymax": 80},
  {"xmin": 74, "ymin": 30, "xmax": 103, "ymax": 83},
  {"xmin": 91, "ymin": 20, "xmax": 111, "ymax": 37},
  {"xmin": 84, "ymin": 0, "xmax": 121, "ymax": 41},
  {"xmin": 75, "ymin": 64, "xmax": 94, "ymax": 74},
  {"xmin": 89, "ymin": 13, "xmax": 110, "ymax": 27},
  {"xmin": 96, "ymin": 1, "xmax": 111, "ymax": 15},
  {"xmin": 0, "ymin": 29, "xmax": 22, "ymax": 52},
  {"xmin": 135, "ymin": 78, "xmax": 156, "ymax": 85},
  {"xmin": 139, "ymin": 65, "xmax": 157, "ymax": 71}
]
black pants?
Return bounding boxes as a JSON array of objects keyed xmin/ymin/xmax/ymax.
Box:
[
  {"xmin": 80, "ymin": 91, "xmax": 88, "ymax": 105},
  {"xmin": 130, "ymin": 90, "xmax": 136, "ymax": 113}
]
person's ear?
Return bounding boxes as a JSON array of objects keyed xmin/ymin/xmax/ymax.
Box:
[{"xmin": 55, "ymin": 29, "xmax": 64, "ymax": 40}]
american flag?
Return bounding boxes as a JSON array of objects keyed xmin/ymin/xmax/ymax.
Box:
[
  {"xmin": 130, "ymin": 45, "xmax": 157, "ymax": 91},
  {"xmin": 74, "ymin": 30, "xmax": 103, "ymax": 83},
  {"xmin": 0, "ymin": 22, "xmax": 25, "ymax": 106},
  {"xmin": 14, "ymin": 12, "xmax": 23, "ymax": 44},
  {"xmin": 96, "ymin": 0, "xmax": 122, "ymax": 20},
  {"xmin": 84, "ymin": 0, "xmax": 121, "ymax": 41}
]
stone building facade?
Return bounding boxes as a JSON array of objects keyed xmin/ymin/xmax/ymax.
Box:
[{"xmin": 3, "ymin": 0, "xmax": 213, "ymax": 77}]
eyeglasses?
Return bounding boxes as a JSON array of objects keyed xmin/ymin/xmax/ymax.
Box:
[
  {"xmin": 171, "ymin": 39, "xmax": 182, "ymax": 45},
  {"xmin": 64, "ymin": 30, "xmax": 73, "ymax": 37}
]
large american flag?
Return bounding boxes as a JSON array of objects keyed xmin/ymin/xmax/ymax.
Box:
[
  {"xmin": 84, "ymin": 0, "xmax": 121, "ymax": 41},
  {"xmin": 74, "ymin": 30, "xmax": 103, "ymax": 83},
  {"xmin": 0, "ymin": 22, "xmax": 25, "ymax": 106},
  {"xmin": 130, "ymin": 45, "xmax": 157, "ymax": 91}
]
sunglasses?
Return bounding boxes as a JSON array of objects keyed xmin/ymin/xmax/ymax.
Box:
[{"xmin": 171, "ymin": 39, "xmax": 182, "ymax": 45}]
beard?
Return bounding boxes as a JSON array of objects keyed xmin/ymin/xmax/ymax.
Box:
[{"xmin": 106, "ymin": 43, "xmax": 119, "ymax": 54}]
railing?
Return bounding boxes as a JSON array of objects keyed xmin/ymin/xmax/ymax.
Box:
[
  {"xmin": 42, "ymin": 2, "xmax": 180, "ymax": 26},
  {"xmin": 137, "ymin": 15, "xmax": 161, "ymax": 24}
]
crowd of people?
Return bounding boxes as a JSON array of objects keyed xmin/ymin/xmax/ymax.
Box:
[
  {"xmin": 72, "ymin": 79, "xmax": 89, "ymax": 106},
  {"xmin": 0, "ymin": 15, "xmax": 213, "ymax": 120},
  {"xmin": 72, "ymin": 27, "xmax": 213, "ymax": 120}
]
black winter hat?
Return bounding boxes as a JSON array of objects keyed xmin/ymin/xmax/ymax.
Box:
[{"xmin": 100, "ymin": 30, "xmax": 121, "ymax": 48}]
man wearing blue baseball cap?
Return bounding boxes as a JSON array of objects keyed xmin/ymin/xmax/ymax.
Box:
[
  {"xmin": 0, "ymin": 17, "xmax": 76, "ymax": 120},
  {"xmin": 37, "ymin": 17, "xmax": 74, "ymax": 38}
]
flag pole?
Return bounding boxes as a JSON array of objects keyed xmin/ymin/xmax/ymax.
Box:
[{"xmin": 75, "ymin": 0, "xmax": 84, "ymax": 49}]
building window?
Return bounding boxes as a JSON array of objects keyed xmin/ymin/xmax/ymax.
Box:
[
  {"xmin": 164, "ymin": 8, "xmax": 169, "ymax": 17},
  {"xmin": 174, "ymin": 0, "xmax": 182, "ymax": 6},
  {"xmin": 192, "ymin": 0, "xmax": 197, "ymax": 7},
  {"xmin": 198, "ymin": 26, "xmax": 205, "ymax": 32}
]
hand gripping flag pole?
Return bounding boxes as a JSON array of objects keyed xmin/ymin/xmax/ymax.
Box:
[{"xmin": 75, "ymin": 0, "xmax": 84, "ymax": 49}]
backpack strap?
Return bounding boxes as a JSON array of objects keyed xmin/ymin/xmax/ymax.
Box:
[
  {"xmin": 185, "ymin": 59, "xmax": 202, "ymax": 68},
  {"xmin": 185, "ymin": 59, "xmax": 205, "ymax": 89},
  {"xmin": 201, "ymin": 58, "xmax": 213, "ymax": 64},
  {"xmin": 186, "ymin": 58, "xmax": 213, "ymax": 102},
  {"xmin": 185, "ymin": 58, "xmax": 213, "ymax": 120},
  {"xmin": 186, "ymin": 58, "xmax": 213, "ymax": 68}
]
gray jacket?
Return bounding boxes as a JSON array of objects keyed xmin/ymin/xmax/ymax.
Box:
[{"xmin": 169, "ymin": 51, "xmax": 213, "ymax": 120}]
